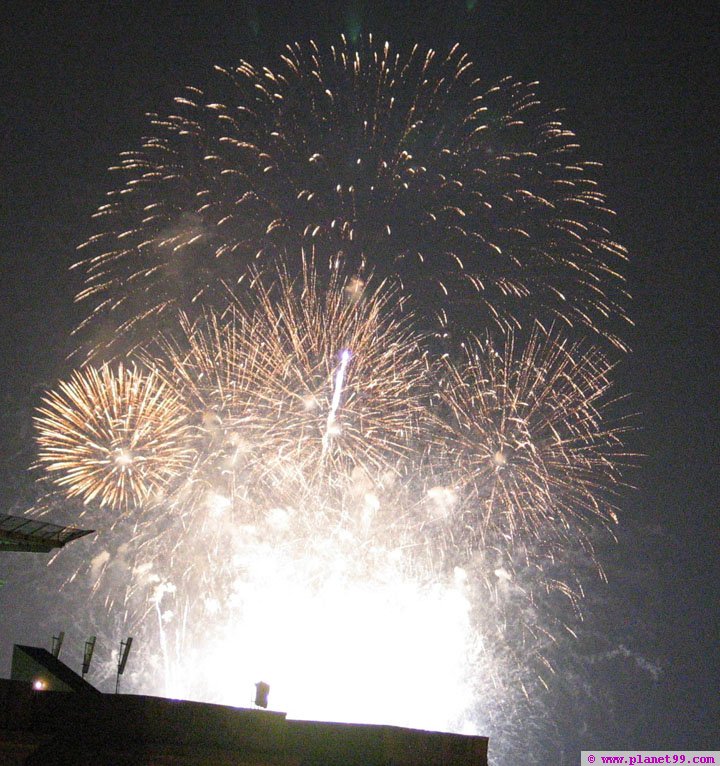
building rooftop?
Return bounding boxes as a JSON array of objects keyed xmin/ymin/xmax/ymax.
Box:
[
  {"xmin": 0, "ymin": 678, "xmax": 489, "ymax": 765},
  {"xmin": 11, "ymin": 645, "xmax": 101, "ymax": 696},
  {"xmin": 0, "ymin": 514, "xmax": 93, "ymax": 553}
]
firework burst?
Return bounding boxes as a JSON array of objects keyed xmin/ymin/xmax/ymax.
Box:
[
  {"xmin": 34, "ymin": 364, "xmax": 195, "ymax": 512},
  {"xmin": 241, "ymin": 260, "xmax": 430, "ymax": 484},
  {"xmin": 435, "ymin": 326, "xmax": 627, "ymax": 554},
  {"xmin": 74, "ymin": 36, "xmax": 629, "ymax": 359},
  {"xmin": 145, "ymin": 257, "xmax": 429, "ymax": 509}
]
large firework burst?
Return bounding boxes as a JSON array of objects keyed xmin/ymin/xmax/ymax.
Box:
[
  {"xmin": 34, "ymin": 364, "xmax": 195, "ymax": 512},
  {"xmin": 145, "ymin": 257, "xmax": 430, "ymax": 519},
  {"xmin": 435, "ymin": 327, "xmax": 627, "ymax": 553},
  {"xmin": 74, "ymin": 36, "xmax": 629, "ymax": 359},
  {"xmin": 240, "ymin": 261, "xmax": 429, "ymax": 482}
]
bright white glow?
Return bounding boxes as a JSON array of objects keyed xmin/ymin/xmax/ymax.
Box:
[
  {"xmin": 492, "ymin": 449, "xmax": 507, "ymax": 467},
  {"xmin": 426, "ymin": 486, "xmax": 458, "ymax": 518},
  {"xmin": 151, "ymin": 546, "xmax": 480, "ymax": 733},
  {"xmin": 207, "ymin": 492, "xmax": 232, "ymax": 516},
  {"xmin": 114, "ymin": 448, "xmax": 133, "ymax": 467}
]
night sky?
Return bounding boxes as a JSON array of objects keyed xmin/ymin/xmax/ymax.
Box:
[{"xmin": 1, "ymin": 2, "xmax": 717, "ymax": 762}]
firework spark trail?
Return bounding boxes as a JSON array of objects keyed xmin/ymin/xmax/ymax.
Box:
[
  {"xmin": 72, "ymin": 36, "xmax": 629, "ymax": 361},
  {"xmin": 322, "ymin": 348, "xmax": 352, "ymax": 459}
]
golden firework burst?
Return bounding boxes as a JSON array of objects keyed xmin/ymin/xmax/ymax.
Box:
[
  {"xmin": 34, "ymin": 364, "xmax": 196, "ymax": 511},
  {"xmin": 73, "ymin": 37, "xmax": 629, "ymax": 359},
  {"xmin": 437, "ymin": 327, "xmax": 628, "ymax": 548},
  {"xmin": 146, "ymin": 256, "xmax": 430, "ymax": 514}
]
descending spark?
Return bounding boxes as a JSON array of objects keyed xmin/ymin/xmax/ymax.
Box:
[{"xmin": 323, "ymin": 348, "xmax": 352, "ymax": 458}]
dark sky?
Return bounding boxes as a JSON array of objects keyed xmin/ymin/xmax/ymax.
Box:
[{"xmin": 1, "ymin": 1, "xmax": 718, "ymax": 762}]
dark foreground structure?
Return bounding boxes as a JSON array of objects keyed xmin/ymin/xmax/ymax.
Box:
[
  {"xmin": 0, "ymin": 515, "xmax": 92, "ymax": 554},
  {"xmin": 0, "ymin": 648, "xmax": 489, "ymax": 765}
]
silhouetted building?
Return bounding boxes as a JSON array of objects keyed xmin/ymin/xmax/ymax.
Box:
[{"xmin": 0, "ymin": 648, "xmax": 489, "ymax": 765}]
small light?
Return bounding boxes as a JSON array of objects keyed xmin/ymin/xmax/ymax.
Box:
[
  {"xmin": 344, "ymin": 277, "xmax": 364, "ymax": 302},
  {"xmin": 33, "ymin": 679, "xmax": 47, "ymax": 691},
  {"xmin": 113, "ymin": 448, "xmax": 133, "ymax": 467},
  {"xmin": 207, "ymin": 492, "xmax": 231, "ymax": 516},
  {"xmin": 493, "ymin": 449, "xmax": 507, "ymax": 467},
  {"xmin": 302, "ymin": 395, "xmax": 319, "ymax": 411}
]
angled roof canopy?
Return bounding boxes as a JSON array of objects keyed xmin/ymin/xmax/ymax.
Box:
[
  {"xmin": 12, "ymin": 645, "xmax": 101, "ymax": 695},
  {"xmin": 0, "ymin": 514, "xmax": 93, "ymax": 553}
]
